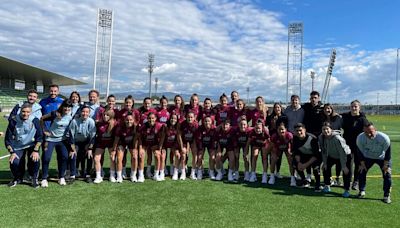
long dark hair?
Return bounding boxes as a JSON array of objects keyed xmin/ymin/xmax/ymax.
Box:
[{"xmin": 57, "ymin": 99, "xmax": 73, "ymax": 115}]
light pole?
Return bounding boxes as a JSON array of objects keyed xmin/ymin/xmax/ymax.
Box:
[
  {"xmin": 148, "ymin": 54, "xmax": 154, "ymax": 98},
  {"xmin": 396, "ymin": 48, "xmax": 399, "ymax": 105},
  {"xmin": 310, "ymin": 71, "xmax": 316, "ymax": 91}
]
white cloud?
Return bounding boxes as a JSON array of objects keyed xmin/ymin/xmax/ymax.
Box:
[{"xmin": 0, "ymin": 0, "xmax": 398, "ymax": 104}]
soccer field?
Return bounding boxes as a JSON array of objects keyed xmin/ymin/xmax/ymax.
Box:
[{"xmin": 0, "ymin": 114, "xmax": 398, "ymax": 227}]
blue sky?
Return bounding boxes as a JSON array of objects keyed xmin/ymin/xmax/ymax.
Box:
[{"xmin": 0, "ymin": 0, "xmax": 399, "ymax": 104}]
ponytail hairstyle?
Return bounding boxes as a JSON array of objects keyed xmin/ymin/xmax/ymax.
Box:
[
  {"xmin": 190, "ymin": 93, "xmax": 199, "ymax": 107},
  {"xmin": 219, "ymin": 93, "xmax": 228, "ymax": 104},
  {"xmin": 124, "ymin": 95, "xmax": 135, "ymax": 109},
  {"xmin": 160, "ymin": 95, "xmax": 168, "ymax": 108}
]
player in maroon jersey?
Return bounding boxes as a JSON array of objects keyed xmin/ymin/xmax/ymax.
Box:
[
  {"xmin": 215, "ymin": 93, "xmax": 230, "ymax": 126},
  {"xmin": 247, "ymin": 120, "xmax": 270, "ymax": 183},
  {"xmin": 95, "ymin": 94, "xmax": 119, "ymax": 124},
  {"xmin": 215, "ymin": 120, "xmax": 235, "ymax": 181},
  {"xmin": 247, "ymin": 96, "xmax": 268, "ymax": 127},
  {"xmin": 117, "ymin": 95, "xmax": 140, "ymax": 179},
  {"xmin": 117, "ymin": 95, "xmax": 140, "ymax": 124},
  {"xmin": 169, "ymin": 95, "xmax": 185, "ymax": 124},
  {"xmin": 196, "ymin": 116, "xmax": 216, "ymax": 180},
  {"xmin": 112, "ymin": 112, "xmax": 138, "ymax": 183},
  {"xmin": 184, "ymin": 93, "xmax": 201, "ymax": 121},
  {"xmin": 268, "ymin": 123, "xmax": 296, "ymax": 186},
  {"xmin": 265, "ymin": 103, "xmax": 289, "ymax": 179},
  {"xmin": 156, "ymin": 95, "xmax": 170, "ymax": 125},
  {"xmin": 199, "ymin": 98, "xmax": 216, "ymax": 125},
  {"xmin": 229, "ymin": 99, "xmax": 248, "ymax": 127},
  {"xmin": 138, "ymin": 112, "xmax": 164, "ymax": 181},
  {"xmin": 228, "ymin": 90, "xmax": 239, "ymax": 108},
  {"xmin": 93, "ymin": 109, "xmax": 118, "ymax": 184},
  {"xmin": 180, "ymin": 111, "xmax": 199, "ymax": 180},
  {"xmin": 138, "ymin": 97, "xmax": 157, "ymax": 178},
  {"xmin": 161, "ymin": 114, "xmax": 183, "ymax": 180},
  {"xmin": 234, "ymin": 118, "xmax": 252, "ymax": 181}
]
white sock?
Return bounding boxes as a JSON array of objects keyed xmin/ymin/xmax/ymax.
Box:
[
  {"xmin": 116, "ymin": 171, "xmax": 122, "ymax": 178},
  {"xmin": 110, "ymin": 170, "xmax": 115, "ymax": 176},
  {"xmin": 138, "ymin": 170, "xmax": 144, "ymax": 176},
  {"xmin": 160, "ymin": 170, "xmax": 165, "ymax": 175},
  {"xmin": 96, "ymin": 171, "xmax": 101, "ymax": 178}
]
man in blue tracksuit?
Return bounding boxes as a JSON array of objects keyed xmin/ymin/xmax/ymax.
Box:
[
  {"xmin": 356, "ymin": 121, "xmax": 392, "ymax": 204},
  {"xmin": 39, "ymin": 84, "xmax": 64, "ymax": 129},
  {"xmin": 5, "ymin": 103, "xmax": 43, "ymax": 188}
]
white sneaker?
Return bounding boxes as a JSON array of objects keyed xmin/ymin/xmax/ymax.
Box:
[
  {"xmin": 172, "ymin": 170, "xmax": 179, "ymax": 180},
  {"xmin": 116, "ymin": 176, "xmax": 123, "ymax": 183},
  {"xmin": 41, "ymin": 179, "xmax": 49, "ymax": 188},
  {"xmin": 58, "ymin": 178, "xmax": 66, "ymax": 186},
  {"xmin": 137, "ymin": 174, "xmax": 145, "ymax": 183},
  {"xmin": 244, "ymin": 172, "xmax": 250, "ymax": 181},
  {"xmin": 261, "ymin": 172, "xmax": 268, "ymax": 184},
  {"xmin": 209, "ymin": 170, "xmax": 216, "ymax": 180},
  {"xmin": 249, "ymin": 172, "xmax": 257, "ymax": 183},
  {"xmin": 110, "ymin": 176, "xmax": 117, "ymax": 183},
  {"xmin": 180, "ymin": 171, "xmax": 186, "ymax": 180},
  {"xmin": 228, "ymin": 170, "xmax": 234, "ymax": 182},
  {"xmin": 268, "ymin": 174, "xmax": 275, "ymax": 185},
  {"xmin": 190, "ymin": 170, "xmax": 197, "ymax": 180},
  {"xmin": 275, "ymin": 172, "xmax": 283, "ymax": 179},
  {"xmin": 290, "ymin": 176, "xmax": 297, "ymax": 187},
  {"xmin": 153, "ymin": 173, "xmax": 160, "ymax": 181},
  {"xmin": 216, "ymin": 170, "xmax": 223, "ymax": 181},
  {"xmin": 306, "ymin": 174, "xmax": 312, "ymax": 183},
  {"xmin": 94, "ymin": 177, "xmax": 103, "ymax": 184},
  {"xmin": 197, "ymin": 169, "xmax": 203, "ymax": 180},
  {"xmin": 159, "ymin": 172, "xmax": 165, "ymax": 181},
  {"xmin": 130, "ymin": 175, "xmax": 137, "ymax": 183}
]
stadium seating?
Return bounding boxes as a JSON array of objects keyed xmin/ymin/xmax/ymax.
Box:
[{"xmin": 0, "ymin": 88, "xmax": 44, "ymax": 112}]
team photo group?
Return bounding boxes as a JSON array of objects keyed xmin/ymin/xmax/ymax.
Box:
[{"xmin": 4, "ymin": 85, "xmax": 392, "ymax": 204}]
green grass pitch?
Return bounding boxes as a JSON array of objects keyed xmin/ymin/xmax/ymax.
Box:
[{"xmin": 0, "ymin": 113, "xmax": 398, "ymax": 227}]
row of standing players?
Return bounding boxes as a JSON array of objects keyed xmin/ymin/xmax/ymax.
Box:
[{"xmin": 4, "ymin": 87, "xmax": 392, "ymax": 203}]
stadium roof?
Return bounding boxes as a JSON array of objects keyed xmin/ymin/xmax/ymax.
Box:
[{"xmin": 0, "ymin": 55, "xmax": 85, "ymax": 86}]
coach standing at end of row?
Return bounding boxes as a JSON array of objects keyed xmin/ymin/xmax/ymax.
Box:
[{"xmin": 356, "ymin": 121, "xmax": 392, "ymax": 204}]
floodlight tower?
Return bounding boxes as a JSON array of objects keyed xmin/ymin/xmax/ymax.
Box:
[
  {"xmin": 93, "ymin": 8, "xmax": 114, "ymax": 99},
  {"xmin": 310, "ymin": 71, "xmax": 316, "ymax": 92},
  {"xmin": 286, "ymin": 22, "xmax": 304, "ymax": 104},
  {"xmin": 148, "ymin": 54, "xmax": 155, "ymax": 98},
  {"xmin": 321, "ymin": 49, "xmax": 336, "ymax": 103}
]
